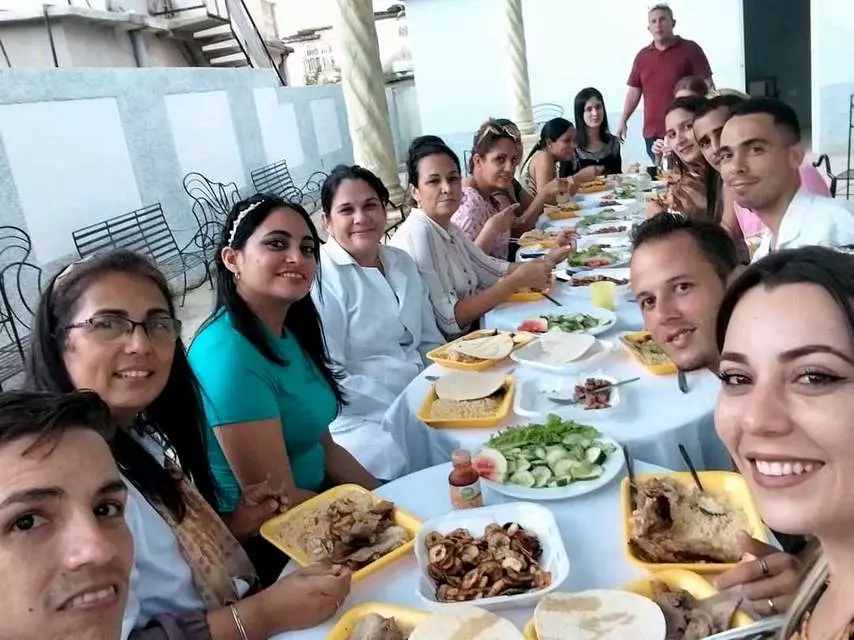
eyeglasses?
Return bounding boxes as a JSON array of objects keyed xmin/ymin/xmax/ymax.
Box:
[
  {"xmin": 476, "ymin": 123, "xmax": 521, "ymax": 145},
  {"xmin": 62, "ymin": 315, "xmax": 182, "ymax": 345}
]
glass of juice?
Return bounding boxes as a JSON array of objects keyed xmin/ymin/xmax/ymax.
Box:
[{"xmin": 590, "ymin": 281, "xmax": 616, "ymax": 310}]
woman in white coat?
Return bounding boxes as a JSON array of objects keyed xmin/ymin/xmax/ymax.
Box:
[{"xmin": 312, "ymin": 164, "xmax": 458, "ymax": 480}]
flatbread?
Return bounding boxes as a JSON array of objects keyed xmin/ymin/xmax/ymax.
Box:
[
  {"xmin": 452, "ymin": 334, "xmax": 514, "ymax": 361},
  {"xmin": 434, "ymin": 371, "xmax": 506, "ymax": 401},
  {"xmin": 534, "ymin": 590, "xmax": 667, "ymax": 640},
  {"xmin": 409, "ymin": 605, "xmax": 524, "ymax": 640},
  {"xmin": 538, "ymin": 331, "xmax": 596, "ymax": 363}
]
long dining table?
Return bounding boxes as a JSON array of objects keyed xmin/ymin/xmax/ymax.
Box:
[
  {"xmin": 272, "ymin": 458, "xmax": 669, "ymax": 639},
  {"xmin": 381, "ymin": 181, "xmax": 731, "ymax": 474}
]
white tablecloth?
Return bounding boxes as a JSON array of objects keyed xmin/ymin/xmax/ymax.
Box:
[{"xmin": 272, "ymin": 458, "xmax": 667, "ymax": 639}]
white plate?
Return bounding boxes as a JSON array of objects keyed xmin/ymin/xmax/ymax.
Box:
[
  {"xmin": 580, "ymin": 220, "xmax": 632, "ymax": 237},
  {"xmin": 567, "ymin": 249, "xmax": 631, "ymax": 271},
  {"xmin": 577, "ymin": 234, "xmax": 631, "ymax": 251},
  {"xmin": 514, "ymin": 372, "xmax": 622, "ymax": 419},
  {"xmin": 561, "ymin": 267, "xmax": 632, "ymax": 295},
  {"xmin": 511, "ymin": 337, "xmax": 615, "ymax": 374},
  {"xmin": 543, "ymin": 308, "xmax": 617, "ymax": 336},
  {"xmin": 414, "ymin": 502, "xmax": 570, "ymax": 610},
  {"xmin": 480, "ymin": 435, "xmax": 625, "ymax": 501}
]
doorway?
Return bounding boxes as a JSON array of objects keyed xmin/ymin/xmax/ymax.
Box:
[{"xmin": 742, "ymin": 0, "xmax": 812, "ymax": 149}]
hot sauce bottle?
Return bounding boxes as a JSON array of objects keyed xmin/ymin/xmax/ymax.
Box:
[{"xmin": 448, "ymin": 449, "xmax": 484, "ymax": 510}]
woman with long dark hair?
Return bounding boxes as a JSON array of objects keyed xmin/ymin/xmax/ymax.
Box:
[
  {"xmin": 188, "ymin": 194, "xmax": 379, "ymax": 576},
  {"xmin": 25, "ymin": 250, "xmax": 350, "ymax": 638},
  {"xmin": 569, "ymin": 87, "xmax": 622, "ymax": 176},
  {"xmin": 520, "ymin": 117, "xmax": 599, "ymax": 196},
  {"xmin": 714, "ymin": 247, "xmax": 854, "ymax": 637},
  {"xmin": 312, "ymin": 164, "xmax": 455, "ymax": 478}
]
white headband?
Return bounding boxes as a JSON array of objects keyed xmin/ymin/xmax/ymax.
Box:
[{"xmin": 228, "ymin": 201, "xmax": 262, "ymax": 247}]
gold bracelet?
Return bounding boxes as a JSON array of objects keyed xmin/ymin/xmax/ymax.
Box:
[{"xmin": 230, "ymin": 604, "xmax": 249, "ymax": 640}]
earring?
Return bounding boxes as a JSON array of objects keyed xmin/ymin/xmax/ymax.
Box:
[{"xmin": 235, "ymin": 272, "xmax": 241, "ymax": 281}]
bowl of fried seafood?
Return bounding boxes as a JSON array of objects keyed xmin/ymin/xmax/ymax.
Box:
[
  {"xmin": 414, "ymin": 502, "xmax": 569, "ymax": 610},
  {"xmin": 260, "ymin": 485, "xmax": 421, "ymax": 582}
]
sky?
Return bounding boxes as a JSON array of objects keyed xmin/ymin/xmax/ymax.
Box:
[{"xmin": 275, "ymin": 0, "xmax": 397, "ymax": 35}]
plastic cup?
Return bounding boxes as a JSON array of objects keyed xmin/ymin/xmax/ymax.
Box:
[{"xmin": 590, "ymin": 281, "xmax": 616, "ymax": 310}]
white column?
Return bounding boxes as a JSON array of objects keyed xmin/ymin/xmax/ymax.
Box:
[
  {"xmin": 333, "ymin": 0, "xmax": 404, "ymax": 203},
  {"xmin": 503, "ymin": 0, "xmax": 536, "ymax": 144}
]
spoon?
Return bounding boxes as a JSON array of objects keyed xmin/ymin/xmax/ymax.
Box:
[
  {"xmin": 547, "ymin": 377, "xmax": 640, "ymax": 405},
  {"xmin": 678, "ymin": 443, "xmax": 705, "ymax": 491}
]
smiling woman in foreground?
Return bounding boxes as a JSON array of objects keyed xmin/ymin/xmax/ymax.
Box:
[{"xmin": 715, "ymin": 246, "xmax": 854, "ymax": 638}]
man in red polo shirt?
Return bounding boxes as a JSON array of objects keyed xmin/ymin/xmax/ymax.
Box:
[{"xmin": 616, "ymin": 3, "xmax": 713, "ymax": 161}]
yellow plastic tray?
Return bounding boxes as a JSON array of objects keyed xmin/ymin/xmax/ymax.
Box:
[
  {"xmin": 621, "ymin": 471, "xmax": 769, "ymax": 574},
  {"xmin": 620, "ymin": 331, "xmax": 679, "ymax": 376},
  {"xmin": 426, "ymin": 330, "xmax": 535, "ymax": 371},
  {"xmin": 506, "ymin": 277, "xmax": 557, "ymax": 303},
  {"xmin": 518, "ymin": 238, "xmax": 557, "ymax": 249},
  {"xmin": 259, "ymin": 484, "xmax": 422, "ymax": 583},
  {"xmin": 326, "ymin": 603, "xmax": 429, "ymax": 640},
  {"xmin": 521, "ymin": 569, "xmax": 753, "ymax": 638},
  {"xmin": 544, "ymin": 207, "xmax": 579, "ymax": 220},
  {"xmin": 417, "ymin": 376, "xmax": 515, "ymax": 429},
  {"xmin": 577, "ymin": 182, "xmax": 608, "ymax": 194}
]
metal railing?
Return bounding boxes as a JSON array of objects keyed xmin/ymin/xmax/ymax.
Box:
[{"xmin": 148, "ymin": 0, "xmax": 227, "ymax": 19}]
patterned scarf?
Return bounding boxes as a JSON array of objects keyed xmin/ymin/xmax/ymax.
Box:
[{"xmin": 148, "ymin": 458, "xmax": 258, "ymax": 608}]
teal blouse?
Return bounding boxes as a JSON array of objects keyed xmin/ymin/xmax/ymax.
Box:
[{"xmin": 188, "ymin": 310, "xmax": 337, "ymax": 512}]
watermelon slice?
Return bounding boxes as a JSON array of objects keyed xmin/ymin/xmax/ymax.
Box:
[
  {"xmin": 472, "ymin": 448, "xmax": 508, "ymax": 482},
  {"xmin": 518, "ymin": 317, "xmax": 549, "ymax": 333}
]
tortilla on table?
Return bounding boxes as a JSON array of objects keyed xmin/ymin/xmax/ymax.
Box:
[
  {"xmin": 538, "ymin": 332, "xmax": 596, "ymax": 363},
  {"xmin": 534, "ymin": 590, "xmax": 666, "ymax": 640},
  {"xmin": 434, "ymin": 371, "xmax": 506, "ymax": 402},
  {"xmin": 452, "ymin": 334, "xmax": 515, "ymax": 361},
  {"xmin": 409, "ymin": 605, "xmax": 524, "ymax": 640}
]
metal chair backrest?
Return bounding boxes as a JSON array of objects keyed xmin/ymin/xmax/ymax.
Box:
[
  {"xmin": 183, "ymin": 171, "xmax": 240, "ymax": 228},
  {"xmin": 251, "ymin": 159, "xmax": 302, "ymax": 203},
  {"xmin": 72, "ymin": 204, "xmax": 180, "ymax": 265},
  {"xmin": 813, "ymin": 154, "xmax": 838, "ymax": 198},
  {"xmin": 532, "ymin": 103, "xmax": 565, "ymax": 129}
]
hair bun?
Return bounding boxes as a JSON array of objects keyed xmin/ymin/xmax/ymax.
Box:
[{"xmin": 409, "ymin": 135, "xmax": 447, "ymax": 155}]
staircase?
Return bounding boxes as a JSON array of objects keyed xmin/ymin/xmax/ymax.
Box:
[{"xmin": 166, "ymin": 12, "xmax": 250, "ymax": 69}]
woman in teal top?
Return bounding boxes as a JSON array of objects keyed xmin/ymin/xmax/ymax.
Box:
[{"xmin": 189, "ymin": 193, "xmax": 379, "ymax": 584}]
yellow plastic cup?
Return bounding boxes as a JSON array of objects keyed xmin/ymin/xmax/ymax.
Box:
[{"xmin": 590, "ymin": 281, "xmax": 616, "ymax": 310}]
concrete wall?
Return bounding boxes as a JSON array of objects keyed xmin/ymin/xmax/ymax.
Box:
[
  {"xmin": 0, "ymin": 68, "xmax": 353, "ymax": 270},
  {"xmin": 0, "ymin": 19, "xmax": 193, "ymax": 67},
  {"xmin": 811, "ymin": 0, "xmax": 854, "ymax": 160},
  {"xmin": 406, "ymin": 0, "xmax": 745, "ymax": 166},
  {"xmin": 743, "ymin": 0, "xmax": 811, "ymax": 129},
  {"xmin": 386, "ymin": 77, "xmax": 421, "ymax": 166}
]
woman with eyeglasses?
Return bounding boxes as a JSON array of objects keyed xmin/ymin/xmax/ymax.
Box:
[
  {"xmin": 391, "ymin": 136, "xmax": 570, "ymax": 338},
  {"xmin": 24, "ymin": 250, "xmax": 350, "ymax": 639},
  {"xmin": 188, "ymin": 194, "xmax": 379, "ymax": 579},
  {"xmin": 311, "ymin": 164, "xmax": 456, "ymax": 479},
  {"xmin": 453, "ymin": 118, "xmax": 576, "ymax": 259}
]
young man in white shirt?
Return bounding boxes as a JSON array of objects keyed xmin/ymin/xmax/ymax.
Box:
[
  {"xmin": 718, "ymin": 97, "xmax": 854, "ymax": 261},
  {"xmin": 0, "ymin": 390, "xmax": 132, "ymax": 640}
]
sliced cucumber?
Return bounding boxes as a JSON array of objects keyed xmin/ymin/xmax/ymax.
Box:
[
  {"xmin": 531, "ymin": 466, "xmax": 553, "ymax": 487},
  {"xmin": 514, "ymin": 458, "xmax": 531, "ymax": 472},
  {"xmin": 546, "ymin": 448, "xmax": 570, "ymax": 468},
  {"xmin": 546, "ymin": 480, "xmax": 559, "ymax": 488},
  {"xmin": 573, "ymin": 464, "xmax": 604, "ymax": 481},
  {"xmin": 534, "ymin": 446, "xmax": 547, "ymax": 460},
  {"xmin": 586, "ymin": 446, "xmax": 606, "ymax": 465},
  {"xmin": 506, "ymin": 460, "xmax": 516, "ymax": 474},
  {"xmin": 552, "ymin": 458, "xmax": 575, "ymax": 478},
  {"xmin": 555, "ymin": 476, "xmax": 573, "ymax": 487},
  {"xmin": 562, "ymin": 434, "xmax": 585, "ymax": 447},
  {"xmin": 602, "ymin": 442, "xmax": 617, "ymax": 455},
  {"xmin": 509, "ymin": 470, "xmax": 536, "ymax": 488}
]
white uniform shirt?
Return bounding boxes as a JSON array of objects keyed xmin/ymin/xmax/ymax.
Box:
[
  {"xmin": 313, "ymin": 238, "xmax": 445, "ymax": 478},
  {"xmin": 753, "ymin": 188, "xmax": 854, "ymax": 262},
  {"xmin": 389, "ymin": 209, "xmax": 509, "ymax": 338}
]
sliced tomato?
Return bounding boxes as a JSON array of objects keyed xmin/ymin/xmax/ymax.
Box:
[
  {"xmin": 583, "ymin": 257, "xmax": 613, "ymax": 268},
  {"xmin": 518, "ymin": 318, "xmax": 549, "ymax": 333}
]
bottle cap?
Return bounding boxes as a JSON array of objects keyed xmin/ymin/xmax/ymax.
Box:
[{"xmin": 452, "ymin": 449, "xmax": 472, "ymax": 465}]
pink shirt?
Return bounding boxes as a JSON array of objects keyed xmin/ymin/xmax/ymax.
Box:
[
  {"xmin": 734, "ymin": 163, "xmax": 831, "ymax": 237},
  {"xmin": 451, "ymin": 186, "xmax": 509, "ymax": 259}
]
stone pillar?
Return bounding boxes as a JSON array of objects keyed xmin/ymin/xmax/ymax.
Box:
[
  {"xmin": 503, "ymin": 0, "xmax": 538, "ymax": 157},
  {"xmin": 333, "ymin": 0, "xmax": 404, "ymax": 203}
]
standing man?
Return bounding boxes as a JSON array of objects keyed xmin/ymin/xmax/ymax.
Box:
[{"xmin": 616, "ymin": 3, "xmax": 713, "ymax": 161}]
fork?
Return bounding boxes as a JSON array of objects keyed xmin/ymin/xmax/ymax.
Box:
[{"xmin": 677, "ymin": 369, "xmax": 689, "ymax": 393}]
